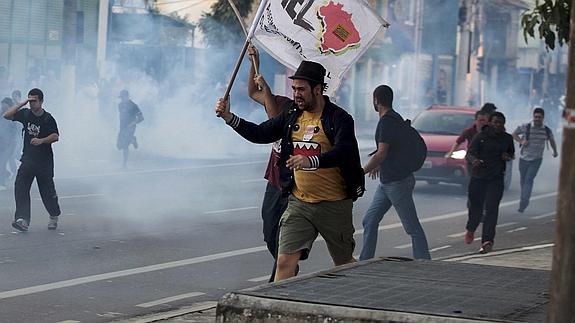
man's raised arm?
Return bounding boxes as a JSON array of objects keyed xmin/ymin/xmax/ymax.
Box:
[{"xmin": 3, "ymin": 99, "xmax": 29, "ymax": 120}]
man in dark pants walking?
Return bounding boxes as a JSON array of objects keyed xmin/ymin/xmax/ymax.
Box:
[
  {"xmin": 3, "ymin": 88, "xmax": 61, "ymax": 231},
  {"xmin": 464, "ymin": 112, "xmax": 514, "ymax": 253}
]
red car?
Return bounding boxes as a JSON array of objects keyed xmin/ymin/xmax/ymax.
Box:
[
  {"xmin": 412, "ymin": 106, "xmax": 475, "ymax": 188},
  {"xmin": 412, "ymin": 105, "xmax": 512, "ymax": 190}
]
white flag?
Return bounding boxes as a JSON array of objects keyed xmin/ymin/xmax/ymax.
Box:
[{"xmin": 252, "ymin": 0, "xmax": 389, "ymax": 97}]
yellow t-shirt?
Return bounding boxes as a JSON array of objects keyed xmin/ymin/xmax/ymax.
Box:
[{"xmin": 291, "ymin": 111, "xmax": 346, "ymax": 203}]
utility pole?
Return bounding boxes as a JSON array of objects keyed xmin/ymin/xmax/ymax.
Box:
[
  {"xmin": 62, "ymin": 0, "xmax": 77, "ymax": 110},
  {"xmin": 62, "ymin": 0, "xmax": 77, "ymax": 64},
  {"xmin": 454, "ymin": 0, "xmax": 471, "ymax": 106},
  {"xmin": 549, "ymin": 2, "xmax": 575, "ymax": 321},
  {"xmin": 411, "ymin": 0, "xmax": 423, "ymax": 111},
  {"xmin": 97, "ymin": 0, "xmax": 110, "ymax": 76}
]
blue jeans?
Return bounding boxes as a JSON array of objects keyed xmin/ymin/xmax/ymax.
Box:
[
  {"xmin": 360, "ymin": 174, "xmax": 431, "ymax": 260},
  {"xmin": 519, "ymin": 158, "xmax": 543, "ymax": 211}
]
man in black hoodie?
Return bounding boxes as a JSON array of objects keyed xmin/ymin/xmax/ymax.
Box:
[{"xmin": 464, "ymin": 112, "xmax": 514, "ymax": 253}]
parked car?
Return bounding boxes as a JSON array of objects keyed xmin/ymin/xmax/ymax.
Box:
[{"xmin": 412, "ymin": 105, "xmax": 512, "ymax": 191}]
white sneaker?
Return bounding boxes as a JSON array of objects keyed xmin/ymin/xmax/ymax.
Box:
[
  {"xmin": 48, "ymin": 216, "xmax": 58, "ymax": 230},
  {"xmin": 12, "ymin": 218, "xmax": 29, "ymax": 232}
]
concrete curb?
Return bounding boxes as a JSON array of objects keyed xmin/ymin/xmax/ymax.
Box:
[{"xmin": 215, "ymin": 292, "xmax": 514, "ymax": 323}]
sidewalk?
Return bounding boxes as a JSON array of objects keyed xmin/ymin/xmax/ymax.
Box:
[{"xmin": 115, "ymin": 243, "xmax": 553, "ymax": 323}]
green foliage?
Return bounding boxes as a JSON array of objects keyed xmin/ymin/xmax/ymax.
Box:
[
  {"xmin": 198, "ymin": 0, "xmax": 254, "ymax": 48},
  {"xmin": 521, "ymin": 0, "xmax": 571, "ymax": 50}
]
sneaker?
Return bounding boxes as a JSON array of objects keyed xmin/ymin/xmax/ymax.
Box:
[
  {"xmin": 464, "ymin": 230, "xmax": 474, "ymax": 244},
  {"xmin": 479, "ymin": 241, "xmax": 493, "ymax": 254},
  {"xmin": 12, "ymin": 218, "xmax": 29, "ymax": 232},
  {"xmin": 517, "ymin": 207, "xmax": 525, "ymax": 213},
  {"xmin": 48, "ymin": 216, "xmax": 58, "ymax": 230}
]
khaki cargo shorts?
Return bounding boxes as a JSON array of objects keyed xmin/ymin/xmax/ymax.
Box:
[{"xmin": 278, "ymin": 195, "xmax": 355, "ymax": 265}]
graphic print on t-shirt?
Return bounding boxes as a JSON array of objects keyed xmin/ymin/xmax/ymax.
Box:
[
  {"xmin": 293, "ymin": 124, "xmax": 321, "ymax": 170},
  {"xmin": 26, "ymin": 122, "xmax": 40, "ymax": 137}
]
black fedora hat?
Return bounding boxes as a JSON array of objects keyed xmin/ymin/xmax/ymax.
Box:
[{"xmin": 289, "ymin": 61, "xmax": 326, "ymax": 85}]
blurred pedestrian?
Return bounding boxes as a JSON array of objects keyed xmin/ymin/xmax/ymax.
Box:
[
  {"xmin": 464, "ymin": 112, "xmax": 514, "ymax": 253},
  {"xmin": 446, "ymin": 110, "xmax": 489, "ymax": 203},
  {"xmin": 116, "ymin": 90, "xmax": 144, "ymax": 168},
  {"xmin": 446, "ymin": 110, "xmax": 489, "ymax": 158},
  {"xmin": 359, "ymin": 85, "xmax": 431, "ymax": 261},
  {"xmin": 246, "ymin": 44, "xmax": 290, "ymax": 282},
  {"xmin": 11, "ymin": 90, "xmax": 21, "ymax": 104},
  {"xmin": 2, "ymin": 88, "xmax": 61, "ymax": 231},
  {"xmin": 215, "ymin": 60, "xmax": 365, "ymax": 281},
  {"xmin": 512, "ymin": 107, "xmax": 558, "ymax": 213},
  {"xmin": 8, "ymin": 90, "xmax": 23, "ymax": 177},
  {"xmin": 480, "ymin": 102, "xmax": 497, "ymax": 115},
  {"xmin": 0, "ymin": 97, "xmax": 17, "ymax": 189}
]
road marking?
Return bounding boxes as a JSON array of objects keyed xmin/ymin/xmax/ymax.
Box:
[
  {"xmin": 57, "ymin": 161, "xmax": 267, "ymax": 180},
  {"xmin": 506, "ymin": 227, "xmax": 527, "ymax": 233},
  {"xmin": 34, "ymin": 194, "xmax": 104, "ymax": 201},
  {"xmin": 496, "ymin": 222, "xmax": 518, "ymax": 228},
  {"xmin": 203, "ymin": 206, "xmax": 259, "ymax": 215},
  {"xmin": 415, "ymin": 192, "xmax": 558, "ymax": 226},
  {"xmin": 247, "ymin": 275, "xmax": 271, "ymax": 282},
  {"xmin": 429, "ymin": 245, "xmax": 451, "ymax": 252},
  {"xmin": 0, "ymin": 245, "xmax": 267, "ymax": 300},
  {"xmin": 241, "ymin": 178, "xmax": 267, "ymax": 183},
  {"xmin": 56, "ymin": 321, "xmax": 80, "ymax": 323},
  {"xmin": 445, "ymin": 243, "xmax": 554, "ymax": 262},
  {"xmin": 0, "ymin": 191, "xmax": 556, "ymax": 300},
  {"xmin": 136, "ymin": 292, "xmax": 205, "ymax": 308},
  {"xmin": 125, "ymin": 301, "xmax": 217, "ymax": 323},
  {"xmin": 393, "ymin": 243, "xmax": 412, "ymax": 249},
  {"xmin": 447, "ymin": 232, "xmax": 466, "ymax": 238},
  {"xmin": 531, "ymin": 212, "xmax": 555, "ymax": 220}
]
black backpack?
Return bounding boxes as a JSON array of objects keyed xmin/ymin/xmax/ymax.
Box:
[
  {"xmin": 398, "ymin": 119, "xmax": 427, "ymax": 173},
  {"xmin": 383, "ymin": 114, "xmax": 428, "ymax": 173}
]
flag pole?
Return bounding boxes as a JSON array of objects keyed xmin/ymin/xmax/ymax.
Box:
[
  {"xmin": 223, "ymin": 0, "xmax": 269, "ymax": 100},
  {"xmin": 227, "ymin": 0, "xmax": 259, "ymax": 76}
]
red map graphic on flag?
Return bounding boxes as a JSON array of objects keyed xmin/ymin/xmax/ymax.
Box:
[{"xmin": 318, "ymin": 1, "xmax": 361, "ymax": 54}]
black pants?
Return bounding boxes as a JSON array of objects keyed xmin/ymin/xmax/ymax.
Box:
[
  {"xmin": 466, "ymin": 177, "xmax": 504, "ymax": 243},
  {"xmin": 14, "ymin": 162, "xmax": 61, "ymax": 224},
  {"xmin": 261, "ymin": 182, "xmax": 288, "ymax": 281}
]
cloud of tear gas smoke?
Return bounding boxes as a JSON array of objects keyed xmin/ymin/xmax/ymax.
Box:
[
  {"xmin": 0, "ymin": 15, "xmax": 283, "ymax": 231},
  {"xmin": 44, "ymin": 44, "xmax": 274, "ymax": 180}
]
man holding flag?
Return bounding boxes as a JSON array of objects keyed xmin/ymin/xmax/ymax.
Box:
[{"xmin": 215, "ymin": 60, "xmax": 364, "ymax": 281}]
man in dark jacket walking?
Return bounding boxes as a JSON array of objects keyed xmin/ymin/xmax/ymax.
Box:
[
  {"xmin": 464, "ymin": 112, "xmax": 514, "ymax": 253},
  {"xmin": 215, "ymin": 61, "xmax": 364, "ymax": 281}
]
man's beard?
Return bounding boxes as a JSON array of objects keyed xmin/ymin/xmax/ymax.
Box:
[{"xmin": 298, "ymin": 93, "xmax": 317, "ymax": 111}]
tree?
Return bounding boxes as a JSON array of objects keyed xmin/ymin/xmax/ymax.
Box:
[
  {"xmin": 521, "ymin": 0, "xmax": 570, "ymax": 50},
  {"xmin": 198, "ymin": 0, "xmax": 254, "ymax": 48},
  {"xmin": 521, "ymin": 1, "xmax": 574, "ymax": 322}
]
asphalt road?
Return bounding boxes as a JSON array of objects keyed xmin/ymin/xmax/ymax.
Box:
[{"xmin": 0, "ymin": 146, "xmax": 560, "ymax": 323}]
